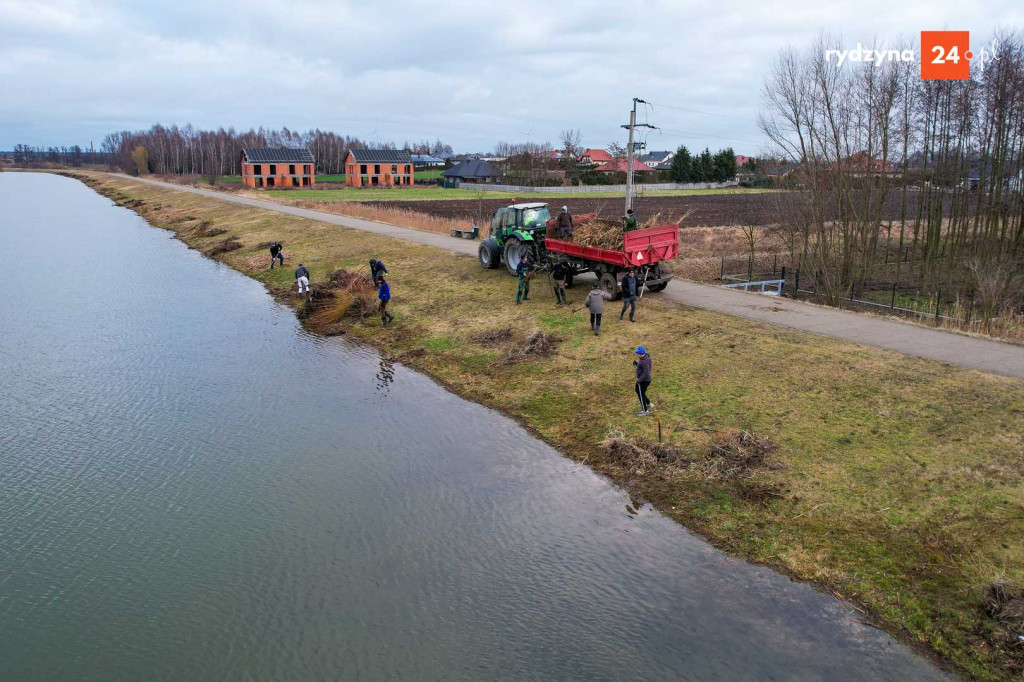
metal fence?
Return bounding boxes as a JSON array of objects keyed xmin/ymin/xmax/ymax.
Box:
[{"xmin": 456, "ymin": 181, "xmax": 740, "ymax": 194}]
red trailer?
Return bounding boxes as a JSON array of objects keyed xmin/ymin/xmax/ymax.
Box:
[{"xmin": 545, "ymin": 224, "xmax": 679, "ymax": 299}]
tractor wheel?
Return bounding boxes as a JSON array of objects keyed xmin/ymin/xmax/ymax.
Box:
[
  {"xmin": 479, "ymin": 238, "xmax": 500, "ymax": 269},
  {"xmin": 503, "ymin": 239, "xmax": 536, "ymax": 276},
  {"xmin": 599, "ymin": 272, "xmax": 621, "ymax": 300}
]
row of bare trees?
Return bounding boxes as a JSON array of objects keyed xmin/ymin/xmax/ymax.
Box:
[
  {"xmin": 759, "ymin": 31, "xmax": 1024, "ymax": 327},
  {"xmin": 99, "ymin": 125, "xmax": 455, "ymax": 178}
]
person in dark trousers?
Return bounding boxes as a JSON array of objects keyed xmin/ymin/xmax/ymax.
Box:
[
  {"xmin": 269, "ymin": 242, "xmax": 284, "ymax": 268},
  {"xmin": 515, "ymin": 255, "xmax": 533, "ymax": 304},
  {"xmin": 378, "ymin": 275, "xmax": 394, "ymax": 326},
  {"xmin": 585, "ymin": 282, "xmax": 612, "ymax": 335},
  {"xmin": 633, "ymin": 346, "xmax": 653, "ymax": 415},
  {"xmin": 369, "ymin": 259, "xmax": 388, "ymax": 286},
  {"xmin": 295, "ymin": 263, "xmax": 310, "ymax": 295},
  {"xmin": 619, "ymin": 268, "xmax": 639, "ymax": 321},
  {"xmin": 622, "ymin": 208, "xmax": 639, "ymax": 232},
  {"xmin": 555, "ymin": 206, "xmax": 574, "ymax": 238},
  {"xmin": 551, "ymin": 260, "xmax": 568, "ymax": 305}
]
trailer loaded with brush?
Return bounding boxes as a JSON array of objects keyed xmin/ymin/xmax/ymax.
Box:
[{"xmin": 477, "ymin": 202, "xmax": 678, "ymax": 299}]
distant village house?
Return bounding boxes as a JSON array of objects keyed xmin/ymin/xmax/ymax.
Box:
[
  {"xmin": 345, "ymin": 149, "xmax": 414, "ymax": 187},
  {"xmin": 241, "ymin": 148, "xmax": 315, "ymax": 188},
  {"xmin": 441, "ymin": 159, "xmax": 499, "ymax": 184},
  {"xmin": 577, "ymin": 148, "xmax": 612, "ymax": 165}
]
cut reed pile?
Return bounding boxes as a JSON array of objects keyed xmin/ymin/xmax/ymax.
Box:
[
  {"xmin": 568, "ymin": 211, "xmax": 691, "ymax": 251},
  {"xmin": 298, "ymin": 268, "xmax": 378, "ymax": 332}
]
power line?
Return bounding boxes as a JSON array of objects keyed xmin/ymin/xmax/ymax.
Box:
[
  {"xmin": 647, "ymin": 100, "xmax": 759, "ymax": 124},
  {"xmin": 654, "ymin": 126, "xmax": 765, "ymax": 148}
]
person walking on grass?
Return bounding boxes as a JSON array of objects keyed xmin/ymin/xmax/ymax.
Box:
[
  {"xmin": 515, "ymin": 254, "xmax": 533, "ymax": 305},
  {"xmin": 295, "ymin": 263, "xmax": 310, "ymax": 295},
  {"xmin": 633, "ymin": 346, "xmax": 653, "ymax": 415},
  {"xmin": 378, "ymin": 274, "xmax": 394, "ymax": 327},
  {"xmin": 622, "ymin": 208, "xmax": 639, "ymax": 233},
  {"xmin": 619, "ymin": 268, "xmax": 639, "ymax": 322},
  {"xmin": 585, "ymin": 282, "xmax": 612, "ymax": 335},
  {"xmin": 551, "ymin": 259, "xmax": 568, "ymax": 306},
  {"xmin": 369, "ymin": 258, "xmax": 388, "ymax": 286},
  {"xmin": 269, "ymin": 242, "xmax": 284, "ymax": 268}
]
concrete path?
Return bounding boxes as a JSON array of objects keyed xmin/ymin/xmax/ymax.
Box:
[{"xmin": 120, "ymin": 174, "xmax": 1024, "ymax": 381}]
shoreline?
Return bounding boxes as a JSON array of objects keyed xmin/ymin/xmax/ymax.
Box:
[{"xmin": 67, "ymin": 170, "xmax": 1024, "ymax": 681}]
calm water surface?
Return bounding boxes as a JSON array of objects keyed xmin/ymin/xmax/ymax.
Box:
[{"xmin": 0, "ymin": 173, "xmax": 951, "ymax": 681}]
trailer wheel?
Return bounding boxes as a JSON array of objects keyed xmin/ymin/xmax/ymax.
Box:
[
  {"xmin": 599, "ymin": 272, "xmax": 621, "ymax": 300},
  {"xmin": 479, "ymin": 238, "xmax": 500, "ymax": 269}
]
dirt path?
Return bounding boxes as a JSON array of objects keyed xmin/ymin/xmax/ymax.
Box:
[{"xmin": 121, "ymin": 174, "xmax": 1024, "ymax": 381}]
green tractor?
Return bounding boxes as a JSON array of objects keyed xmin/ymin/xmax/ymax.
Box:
[{"xmin": 478, "ymin": 202, "xmax": 552, "ymax": 276}]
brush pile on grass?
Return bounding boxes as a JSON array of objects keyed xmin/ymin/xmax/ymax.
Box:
[
  {"xmin": 472, "ymin": 326, "xmax": 515, "ymax": 347},
  {"xmin": 701, "ymin": 429, "xmax": 780, "ymax": 481},
  {"xmin": 204, "ymin": 236, "xmax": 242, "ymax": 257},
  {"xmin": 599, "ymin": 431, "xmax": 687, "ymax": 474},
  {"xmin": 502, "ymin": 329, "xmax": 561, "ymax": 364},
  {"xmin": 298, "ymin": 268, "xmax": 377, "ymax": 332}
]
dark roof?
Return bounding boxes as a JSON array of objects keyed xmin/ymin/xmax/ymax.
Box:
[
  {"xmin": 442, "ymin": 159, "xmax": 498, "ymax": 179},
  {"xmin": 348, "ymin": 149, "xmax": 413, "ymax": 163},
  {"xmin": 241, "ymin": 148, "xmax": 314, "ymax": 163},
  {"xmin": 640, "ymin": 151, "xmax": 673, "ymax": 162}
]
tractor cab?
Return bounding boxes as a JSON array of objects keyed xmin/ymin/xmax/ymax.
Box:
[{"xmin": 488, "ymin": 203, "xmax": 551, "ymax": 242}]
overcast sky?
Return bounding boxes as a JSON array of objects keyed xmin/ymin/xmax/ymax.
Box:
[{"xmin": 1, "ymin": 0, "xmax": 1021, "ymax": 154}]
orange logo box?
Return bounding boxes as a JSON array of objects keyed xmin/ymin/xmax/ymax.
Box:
[{"xmin": 921, "ymin": 31, "xmax": 970, "ymax": 80}]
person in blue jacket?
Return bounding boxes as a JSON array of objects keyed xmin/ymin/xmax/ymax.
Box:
[{"xmin": 378, "ymin": 274, "xmax": 394, "ymax": 327}]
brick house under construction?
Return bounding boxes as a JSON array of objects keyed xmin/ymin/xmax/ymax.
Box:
[
  {"xmin": 344, "ymin": 149, "xmax": 413, "ymax": 187},
  {"xmin": 240, "ymin": 148, "xmax": 315, "ymax": 188}
]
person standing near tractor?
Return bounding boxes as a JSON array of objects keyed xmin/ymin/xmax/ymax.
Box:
[
  {"xmin": 633, "ymin": 346, "xmax": 653, "ymax": 415},
  {"xmin": 369, "ymin": 259, "xmax": 388, "ymax": 286},
  {"xmin": 622, "ymin": 208, "xmax": 639, "ymax": 232},
  {"xmin": 555, "ymin": 206, "xmax": 575, "ymax": 238},
  {"xmin": 295, "ymin": 263, "xmax": 310, "ymax": 295},
  {"xmin": 619, "ymin": 268, "xmax": 639, "ymax": 322},
  {"xmin": 515, "ymin": 254, "xmax": 533, "ymax": 304},
  {"xmin": 585, "ymin": 282, "xmax": 612, "ymax": 335},
  {"xmin": 551, "ymin": 259, "xmax": 568, "ymax": 305},
  {"xmin": 269, "ymin": 242, "xmax": 284, "ymax": 269},
  {"xmin": 378, "ymin": 274, "xmax": 394, "ymax": 326}
]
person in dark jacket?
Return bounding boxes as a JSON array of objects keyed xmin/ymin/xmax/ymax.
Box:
[
  {"xmin": 269, "ymin": 242, "xmax": 284, "ymax": 268},
  {"xmin": 515, "ymin": 255, "xmax": 533, "ymax": 304},
  {"xmin": 633, "ymin": 346, "xmax": 653, "ymax": 415},
  {"xmin": 585, "ymin": 283, "xmax": 612, "ymax": 335},
  {"xmin": 369, "ymin": 259, "xmax": 388, "ymax": 286},
  {"xmin": 295, "ymin": 263, "xmax": 310, "ymax": 295},
  {"xmin": 555, "ymin": 206, "xmax": 574, "ymax": 238},
  {"xmin": 619, "ymin": 268, "xmax": 639, "ymax": 322},
  {"xmin": 622, "ymin": 208, "xmax": 639, "ymax": 232},
  {"xmin": 378, "ymin": 275, "xmax": 394, "ymax": 326},
  {"xmin": 551, "ymin": 260, "xmax": 568, "ymax": 305}
]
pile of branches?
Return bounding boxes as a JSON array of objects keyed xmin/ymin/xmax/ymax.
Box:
[
  {"xmin": 503, "ymin": 329, "xmax": 561, "ymax": 364},
  {"xmin": 299, "ymin": 268, "xmax": 377, "ymax": 331},
  {"xmin": 568, "ymin": 212, "xmax": 685, "ymax": 251}
]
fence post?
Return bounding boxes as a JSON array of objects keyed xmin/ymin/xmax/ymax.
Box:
[
  {"xmin": 780, "ymin": 266, "xmax": 787, "ymax": 293},
  {"xmin": 890, "ymin": 282, "xmax": 897, "ymax": 309},
  {"xmin": 935, "ymin": 291, "xmax": 942, "ymax": 326},
  {"xmin": 720, "ymin": 257, "xmax": 725, "ymax": 281},
  {"xmin": 795, "ymin": 269, "xmax": 800, "ymax": 294},
  {"xmin": 773, "ymin": 254, "xmax": 777, "ymax": 276}
]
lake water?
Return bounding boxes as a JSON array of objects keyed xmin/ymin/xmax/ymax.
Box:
[{"xmin": 0, "ymin": 173, "xmax": 951, "ymax": 681}]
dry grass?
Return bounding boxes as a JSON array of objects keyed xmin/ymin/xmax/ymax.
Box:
[{"xmin": 76, "ymin": 170, "xmax": 1024, "ymax": 681}]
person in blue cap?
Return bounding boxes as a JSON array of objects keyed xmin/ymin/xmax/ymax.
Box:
[{"xmin": 633, "ymin": 346, "xmax": 653, "ymax": 415}]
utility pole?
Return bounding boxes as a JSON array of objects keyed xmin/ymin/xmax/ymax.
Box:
[{"xmin": 621, "ymin": 97, "xmax": 656, "ymax": 214}]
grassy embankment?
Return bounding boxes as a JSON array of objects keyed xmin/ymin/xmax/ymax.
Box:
[{"xmin": 77, "ymin": 171, "xmax": 1024, "ymax": 681}]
